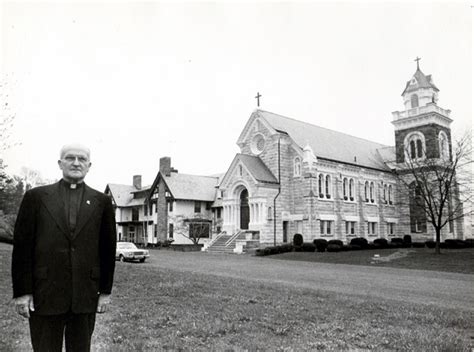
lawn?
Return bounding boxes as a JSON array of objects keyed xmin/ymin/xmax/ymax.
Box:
[
  {"xmin": 1, "ymin": 243, "xmax": 473, "ymax": 351},
  {"xmin": 269, "ymin": 247, "xmax": 474, "ymax": 274}
]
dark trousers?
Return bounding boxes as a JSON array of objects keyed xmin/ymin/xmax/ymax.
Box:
[{"xmin": 29, "ymin": 311, "xmax": 96, "ymax": 352}]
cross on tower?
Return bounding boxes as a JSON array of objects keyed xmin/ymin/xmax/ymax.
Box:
[
  {"xmin": 414, "ymin": 56, "xmax": 421, "ymax": 70},
  {"xmin": 255, "ymin": 92, "xmax": 262, "ymax": 107}
]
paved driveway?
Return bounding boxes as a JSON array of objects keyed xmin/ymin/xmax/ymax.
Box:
[{"xmin": 144, "ymin": 250, "xmax": 474, "ymax": 312}]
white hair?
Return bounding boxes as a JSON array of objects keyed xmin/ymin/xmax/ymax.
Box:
[{"xmin": 59, "ymin": 143, "xmax": 91, "ymax": 160}]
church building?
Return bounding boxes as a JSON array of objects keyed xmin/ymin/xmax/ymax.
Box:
[{"xmin": 211, "ymin": 62, "xmax": 463, "ymax": 250}]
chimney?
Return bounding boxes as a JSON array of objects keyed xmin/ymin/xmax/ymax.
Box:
[
  {"xmin": 160, "ymin": 157, "xmax": 171, "ymax": 177},
  {"xmin": 133, "ymin": 175, "xmax": 142, "ymax": 190}
]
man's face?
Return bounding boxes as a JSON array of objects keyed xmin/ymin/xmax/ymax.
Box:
[{"xmin": 58, "ymin": 148, "xmax": 91, "ymax": 183}]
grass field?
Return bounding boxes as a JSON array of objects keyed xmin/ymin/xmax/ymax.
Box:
[
  {"xmin": 1, "ymin": 243, "xmax": 473, "ymax": 351},
  {"xmin": 269, "ymin": 247, "xmax": 474, "ymax": 274}
]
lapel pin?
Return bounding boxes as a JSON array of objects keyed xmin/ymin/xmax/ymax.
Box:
[{"xmin": 86, "ymin": 200, "xmax": 91, "ymax": 205}]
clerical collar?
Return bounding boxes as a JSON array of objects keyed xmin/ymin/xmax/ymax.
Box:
[{"xmin": 61, "ymin": 179, "xmax": 84, "ymax": 190}]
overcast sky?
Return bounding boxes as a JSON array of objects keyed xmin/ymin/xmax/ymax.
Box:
[{"xmin": 1, "ymin": 1, "xmax": 472, "ymax": 190}]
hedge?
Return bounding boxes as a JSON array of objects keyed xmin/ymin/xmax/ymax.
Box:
[
  {"xmin": 293, "ymin": 233, "xmax": 304, "ymax": 247},
  {"xmin": 327, "ymin": 244, "xmax": 342, "ymax": 252},
  {"xmin": 350, "ymin": 237, "xmax": 368, "ymax": 248},
  {"xmin": 301, "ymin": 242, "xmax": 316, "ymax": 252},
  {"xmin": 313, "ymin": 239, "xmax": 328, "ymax": 252}
]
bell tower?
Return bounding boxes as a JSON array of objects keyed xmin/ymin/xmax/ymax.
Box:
[{"xmin": 392, "ymin": 58, "xmax": 453, "ymax": 165}]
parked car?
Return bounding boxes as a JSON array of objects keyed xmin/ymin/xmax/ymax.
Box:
[{"xmin": 116, "ymin": 242, "xmax": 150, "ymax": 263}]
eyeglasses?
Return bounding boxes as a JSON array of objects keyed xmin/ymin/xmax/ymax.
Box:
[{"xmin": 63, "ymin": 155, "xmax": 89, "ymax": 164}]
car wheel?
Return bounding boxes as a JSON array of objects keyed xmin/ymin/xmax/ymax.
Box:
[
  {"xmin": 139, "ymin": 258, "xmax": 146, "ymax": 263},
  {"xmin": 119, "ymin": 255, "xmax": 125, "ymax": 262}
]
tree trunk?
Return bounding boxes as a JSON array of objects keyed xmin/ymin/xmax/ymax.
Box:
[{"xmin": 435, "ymin": 228, "xmax": 441, "ymax": 254}]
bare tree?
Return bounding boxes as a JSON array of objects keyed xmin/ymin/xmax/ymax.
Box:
[
  {"xmin": 19, "ymin": 166, "xmax": 52, "ymax": 190},
  {"xmin": 0, "ymin": 80, "xmax": 19, "ymax": 152},
  {"xmin": 171, "ymin": 215, "xmax": 212, "ymax": 245},
  {"xmin": 395, "ymin": 133, "xmax": 472, "ymax": 254}
]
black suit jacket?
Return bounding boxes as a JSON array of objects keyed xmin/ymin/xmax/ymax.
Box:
[{"xmin": 11, "ymin": 181, "xmax": 116, "ymax": 315}]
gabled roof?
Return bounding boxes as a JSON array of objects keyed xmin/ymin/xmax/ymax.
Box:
[
  {"xmin": 106, "ymin": 184, "xmax": 139, "ymax": 207},
  {"xmin": 148, "ymin": 171, "xmax": 220, "ymax": 202},
  {"xmin": 237, "ymin": 154, "xmax": 279, "ymax": 184},
  {"xmin": 165, "ymin": 173, "xmax": 219, "ymax": 201},
  {"xmin": 402, "ymin": 68, "xmax": 439, "ymax": 95},
  {"xmin": 257, "ymin": 110, "xmax": 390, "ymax": 171},
  {"xmin": 377, "ymin": 146, "xmax": 396, "ymax": 164}
]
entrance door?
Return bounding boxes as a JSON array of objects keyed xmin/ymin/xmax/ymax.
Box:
[{"xmin": 240, "ymin": 189, "xmax": 249, "ymax": 230}]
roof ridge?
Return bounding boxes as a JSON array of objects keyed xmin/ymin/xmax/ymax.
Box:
[
  {"xmin": 168, "ymin": 172, "xmax": 220, "ymax": 179},
  {"xmin": 258, "ymin": 109, "xmax": 389, "ymax": 147}
]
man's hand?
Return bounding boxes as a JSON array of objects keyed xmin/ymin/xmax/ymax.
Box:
[
  {"xmin": 14, "ymin": 295, "xmax": 34, "ymax": 319},
  {"xmin": 97, "ymin": 294, "xmax": 111, "ymax": 314}
]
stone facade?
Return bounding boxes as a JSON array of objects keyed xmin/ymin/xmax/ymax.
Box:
[{"xmin": 219, "ymin": 65, "xmax": 465, "ymax": 246}]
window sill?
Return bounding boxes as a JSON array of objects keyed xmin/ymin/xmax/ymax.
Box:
[{"xmin": 318, "ymin": 197, "xmax": 334, "ymax": 202}]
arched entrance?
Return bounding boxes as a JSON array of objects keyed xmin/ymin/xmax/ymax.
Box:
[{"xmin": 240, "ymin": 189, "xmax": 249, "ymax": 230}]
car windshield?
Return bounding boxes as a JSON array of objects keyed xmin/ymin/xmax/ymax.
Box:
[{"xmin": 117, "ymin": 243, "xmax": 138, "ymax": 250}]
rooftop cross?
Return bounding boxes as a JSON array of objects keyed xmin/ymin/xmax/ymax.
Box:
[
  {"xmin": 255, "ymin": 92, "xmax": 262, "ymax": 107},
  {"xmin": 414, "ymin": 56, "xmax": 421, "ymax": 70}
]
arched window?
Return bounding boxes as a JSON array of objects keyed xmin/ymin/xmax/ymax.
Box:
[
  {"xmin": 294, "ymin": 157, "xmax": 301, "ymax": 176},
  {"xmin": 369, "ymin": 182, "xmax": 375, "ymax": 203},
  {"xmin": 405, "ymin": 132, "xmax": 426, "ymax": 161},
  {"xmin": 239, "ymin": 165, "xmax": 243, "ymax": 176},
  {"xmin": 410, "ymin": 140, "xmax": 416, "ymax": 159},
  {"xmin": 411, "ymin": 94, "xmax": 419, "ymax": 108},
  {"xmin": 416, "ymin": 139, "xmax": 423, "ymax": 158},
  {"xmin": 439, "ymin": 131, "xmax": 449, "ymax": 159},
  {"xmin": 388, "ymin": 185, "xmax": 393, "ymax": 205},
  {"xmin": 383, "ymin": 184, "xmax": 387, "ymax": 204},
  {"xmin": 343, "ymin": 178, "xmax": 348, "ymax": 200},
  {"xmin": 349, "ymin": 178, "xmax": 354, "ymax": 201},
  {"xmin": 318, "ymin": 174, "xmax": 324, "ymax": 197},
  {"xmin": 364, "ymin": 181, "xmax": 369, "ymax": 202},
  {"xmin": 325, "ymin": 175, "xmax": 331, "ymax": 199}
]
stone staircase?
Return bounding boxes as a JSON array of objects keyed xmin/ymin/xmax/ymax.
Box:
[
  {"xmin": 206, "ymin": 232, "xmax": 236, "ymax": 254},
  {"xmin": 206, "ymin": 230, "xmax": 260, "ymax": 254}
]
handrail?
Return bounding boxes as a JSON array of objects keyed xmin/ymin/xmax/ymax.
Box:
[
  {"xmin": 225, "ymin": 230, "xmax": 243, "ymax": 247},
  {"xmin": 207, "ymin": 231, "xmax": 226, "ymax": 247}
]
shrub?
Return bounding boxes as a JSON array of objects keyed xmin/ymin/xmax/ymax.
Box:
[
  {"xmin": 313, "ymin": 239, "xmax": 328, "ymax": 252},
  {"xmin": 350, "ymin": 237, "xmax": 368, "ymax": 248},
  {"xmin": 279, "ymin": 244, "xmax": 294, "ymax": 253},
  {"xmin": 444, "ymin": 239, "xmax": 468, "ymax": 249},
  {"xmin": 425, "ymin": 240, "xmax": 436, "ymax": 249},
  {"xmin": 390, "ymin": 237, "xmax": 404, "ymax": 244},
  {"xmin": 341, "ymin": 245, "xmax": 352, "ymax": 251},
  {"xmin": 301, "ymin": 242, "xmax": 316, "ymax": 252},
  {"xmin": 293, "ymin": 233, "xmax": 304, "ymax": 247},
  {"xmin": 411, "ymin": 242, "xmax": 425, "ymax": 248},
  {"xmin": 373, "ymin": 238, "xmax": 388, "ymax": 248},
  {"xmin": 327, "ymin": 244, "xmax": 342, "ymax": 252},
  {"xmin": 328, "ymin": 239, "xmax": 343, "ymax": 247},
  {"xmin": 255, "ymin": 249, "xmax": 265, "ymax": 256},
  {"xmin": 403, "ymin": 235, "xmax": 412, "ymax": 244},
  {"xmin": 349, "ymin": 244, "xmax": 361, "ymax": 251},
  {"xmin": 465, "ymin": 239, "xmax": 474, "ymax": 248}
]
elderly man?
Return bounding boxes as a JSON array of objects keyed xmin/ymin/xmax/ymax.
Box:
[{"xmin": 11, "ymin": 144, "xmax": 116, "ymax": 352}]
